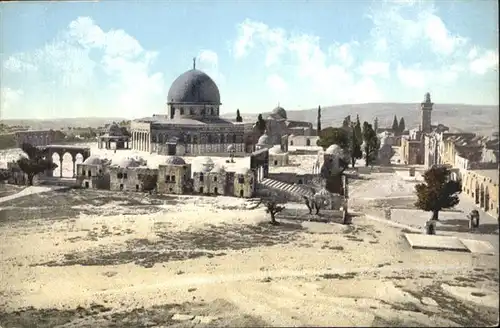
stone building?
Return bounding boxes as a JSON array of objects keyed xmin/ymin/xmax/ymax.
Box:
[
  {"xmin": 233, "ymin": 166, "xmax": 256, "ymax": 198},
  {"xmin": 192, "ymin": 156, "xmax": 256, "ymax": 197},
  {"xmin": 288, "ymin": 135, "xmax": 320, "ymax": 147},
  {"xmin": 76, "ymin": 156, "xmax": 110, "ymax": 189},
  {"xmin": 14, "ymin": 130, "xmax": 55, "ymax": 148},
  {"xmin": 130, "ymin": 60, "xmax": 257, "ymax": 156},
  {"xmin": 98, "ymin": 123, "xmax": 130, "ymax": 150},
  {"xmin": 108, "ymin": 158, "xmax": 157, "ymax": 192},
  {"xmin": 269, "ymin": 145, "xmax": 289, "ymax": 166},
  {"xmin": 157, "ymin": 156, "xmax": 192, "ymax": 194},
  {"xmin": 462, "ymin": 168, "xmax": 499, "ymax": 218}
]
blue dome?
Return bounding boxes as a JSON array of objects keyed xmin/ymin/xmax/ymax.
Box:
[{"xmin": 167, "ymin": 69, "xmax": 220, "ymax": 105}]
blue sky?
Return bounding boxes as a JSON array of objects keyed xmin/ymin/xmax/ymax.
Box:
[{"xmin": 1, "ymin": 0, "xmax": 498, "ymax": 119}]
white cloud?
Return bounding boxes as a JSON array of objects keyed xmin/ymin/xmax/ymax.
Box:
[
  {"xmin": 469, "ymin": 50, "xmax": 499, "ymax": 75},
  {"xmin": 232, "ymin": 19, "xmax": 384, "ymax": 105},
  {"xmin": 3, "ymin": 57, "xmax": 37, "ymax": 72},
  {"xmin": 358, "ymin": 60, "xmax": 390, "ymax": 78},
  {"xmin": 396, "ymin": 63, "xmax": 427, "ymax": 88},
  {"xmin": 3, "ymin": 16, "xmax": 165, "ymax": 118},
  {"xmin": 266, "ymin": 74, "xmax": 288, "ymax": 93},
  {"xmin": 0, "ymin": 87, "xmax": 24, "ymax": 118},
  {"xmin": 368, "ymin": 2, "xmax": 468, "ymax": 57},
  {"xmin": 197, "ymin": 49, "xmax": 225, "ymax": 85}
]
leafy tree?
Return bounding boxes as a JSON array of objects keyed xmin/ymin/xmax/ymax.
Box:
[
  {"xmin": 120, "ymin": 126, "xmax": 131, "ymax": 137},
  {"xmin": 236, "ymin": 109, "xmax": 243, "ymax": 122},
  {"xmin": 317, "ymin": 105, "xmax": 322, "ymax": 134},
  {"xmin": 255, "ymin": 189, "xmax": 286, "ymax": 225},
  {"xmin": 141, "ymin": 174, "xmax": 158, "ymax": 194},
  {"xmin": 17, "ymin": 143, "xmax": 58, "ymax": 186},
  {"xmin": 348, "ymin": 122, "xmax": 363, "ymax": 168},
  {"xmin": 415, "ymin": 166, "xmax": 462, "ymax": 220},
  {"xmin": 317, "ymin": 127, "xmax": 349, "ymax": 150},
  {"xmin": 362, "ymin": 122, "xmax": 379, "ymax": 167},
  {"xmin": 398, "ymin": 117, "xmax": 406, "ymax": 134},
  {"xmin": 391, "ymin": 115, "xmax": 399, "ymax": 133},
  {"xmin": 354, "ymin": 115, "xmax": 362, "ymax": 142},
  {"xmin": 255, "ymin": 114, "xmax": 267, "ymax": 135}
]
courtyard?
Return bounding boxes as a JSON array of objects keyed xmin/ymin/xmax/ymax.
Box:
[{"xmin": 0, "ymin": 163, "xmax": 498, "ymax": 327}]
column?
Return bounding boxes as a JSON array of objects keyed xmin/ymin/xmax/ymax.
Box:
[
  {"xmin": 72, "ymin": 159, "xmax": 76, "ymax": 178},
  {"xmin": 59, "ymin": 158, "xmax": 63, "ymax": 178}
]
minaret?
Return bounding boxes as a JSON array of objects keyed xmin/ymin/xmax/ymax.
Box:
[
  {"xmin": 420, "ymin": 92, "xmax": 433, "ymax": 133},
  {"xmin": 193, "ymin": 57, "xmax": 196, "ymax": 70}
]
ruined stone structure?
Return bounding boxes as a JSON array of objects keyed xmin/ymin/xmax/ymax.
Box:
[
  {"xmin": 98, "ymin": 123, "xmax": 130, "ymax": 150},
  {"xmin": 42, "ymin": 145, "xmax": 91, "ymax": 178},
  {"xmin": 157, "ymin": 156, "xmax": 191, "ymax": 194},
  {"xmin": 76, "ymin": 156, "xmax": 109, "ymax": 189},
  {"xmin": 14, "ymin": 130, "xmax": 55, "ymax": 148}
]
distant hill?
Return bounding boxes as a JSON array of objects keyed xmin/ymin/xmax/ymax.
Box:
[
  {"xmin": 1, "ymin": 103, "xmax": 498, "ymax": 137},
  {"xmin": 0, "ymin": 117, "xmax": 126, "ymax": 130},
  {"xmin": 223, "ymin": 103, "xmax": 499, "ymax": 137}
]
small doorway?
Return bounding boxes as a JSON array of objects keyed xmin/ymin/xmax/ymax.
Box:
[
  {"xmin": 84, "ymin": 181, "xmax": 89, "ymax": 188},
  {"xmin": 136, "ymin": 184, "xmax": 139, "ymax": 191},
  {"xmin": 119, "ymin": 184, "xmax": 124, "ymax": 191},
  {"xmin": 239, "ymin": 189, "xmax": 244, "ymax": 198},
  {"xmin": 214, "ymin": 187, "xmax": 218, "ymax": 195},
  {"xmin": 199, "ymin": 187, "xmax": 204, "ymax": 193},
  {"xmin": 167, "ymin": 143, "xmax": 176, "ymax": 155}
]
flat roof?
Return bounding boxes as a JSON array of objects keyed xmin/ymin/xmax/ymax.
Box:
[{"xmin": 471, "ymin": 169, "xmax": 499, "ymax": 184}]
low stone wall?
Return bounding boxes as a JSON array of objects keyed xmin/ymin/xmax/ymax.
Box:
[{"xmin": 268, "ymin": 172, "xmax": 315, "ymax": 185}]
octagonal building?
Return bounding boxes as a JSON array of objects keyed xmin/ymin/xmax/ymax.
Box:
[{"xmin": 130, "ymin": 60, "xmax": 256, "ymax": 156}]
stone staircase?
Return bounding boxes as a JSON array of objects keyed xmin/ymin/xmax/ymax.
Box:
[{"xmin": 258, "ymin": 178, "xmax": 315, "ymax": 201}]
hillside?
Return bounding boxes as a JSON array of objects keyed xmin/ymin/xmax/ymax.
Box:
[
  {"xmin": 1, "ymin": 103, "xmax": 498, "ymax": 137},
  {"xmin": 226, "ymin": 103, "xmax": 499, "ymax": 136}
]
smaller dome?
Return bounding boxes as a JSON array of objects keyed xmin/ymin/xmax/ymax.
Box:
[
  {"xmin": 83, "ymin": 155, "xmax": 102, "ymax": 165},
  {"xmin": 112, "ymin": 157, "xmax": 140, "ymax": 168},
  {"xmin": 198, "ymin": 156, "xmax": 214, "ymax": 165},
  {"xmin": 269, "ymin": 145, "xmax": 285, "ymax": 155},
  {"xmin": 106, "ymin": 123, "xmax": 123, "ymax": 136},
  {"xmin": 234, "ymin": 166, "xmax": 252, "ymax": 175},
  {"xmin": 325, "ymin": 144, "xmax": 342, "ymax": 155},
  {"xmin": 210, "ymin": 164, "xmax": 225, "ymax": 173},
  {"xmin": 271, "ymin": 106, "xmax": 287, "ymax": 119},
  {"xmin": 164, "ymin": 156, "xmax": 186, "ymax": 165},
  {"xmin": 257, "ymin": 134, "xmax": 270, "ymax": 145}
]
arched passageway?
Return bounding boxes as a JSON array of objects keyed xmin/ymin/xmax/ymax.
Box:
[
  {"xmin": 485, "ymin": 186, "xmax": 490, "ymax": 212},
  {"xmin": 480, "ymin": 183, "xmax": 485, "ymax": 208},
  {"xmin": 475, "ymin": 181, "xmax": 480, "ymax": 204}
]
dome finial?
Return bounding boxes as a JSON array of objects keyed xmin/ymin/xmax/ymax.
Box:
[{"xmin": 193, "ymin": 57, "xmax": 196, "ymax": 70}]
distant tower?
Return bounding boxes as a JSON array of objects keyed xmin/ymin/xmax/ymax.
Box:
[{"xmin": 420, "ymin": 92, "xmax": 433, "ymax": 133}]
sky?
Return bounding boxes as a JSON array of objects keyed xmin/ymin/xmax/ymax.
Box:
[{"xmin": 0, "ymin": 0, "xmax": 498, "ymax": 120}]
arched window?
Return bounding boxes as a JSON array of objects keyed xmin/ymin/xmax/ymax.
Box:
[
  {"xmin": 189, "ymin": 107, "xmax": 194, "ymax": 115},
  {"xmin": 180, "ymin": 108, "xmax": 184, "ymax": 115},
  {"xmin": 220, "ymin": 134, "xmax": 225, "ymax": 143},
  {"xmin": 185, "ymin": 134, "xmax": 191, "ymax": 143},
  {"xmin": 232, "ymin": 134, "xmax": 237, "ymax": 143},
  {"xmin": 210, "ymin": 108, "xmax": 214, "ymax": 115},
  {"xmin": 207, "ymin": 134, "xmax": 212, "ymax": 143}
]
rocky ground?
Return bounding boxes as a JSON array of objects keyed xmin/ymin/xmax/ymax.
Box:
[{"xmin": 0, "ymin": 169, "xmax": 499, "ymax": 327}]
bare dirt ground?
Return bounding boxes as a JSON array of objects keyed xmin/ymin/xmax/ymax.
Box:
[{"xmin": 1, "ymin": 179, "xmax": 499, "ymax": 327}]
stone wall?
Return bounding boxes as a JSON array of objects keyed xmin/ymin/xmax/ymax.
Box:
[
  {"xmin": 157, "ymin": 164, "xmax": 189, "ymax": 194},
  {"xmin": 76, "ymin": 164, "xmax": 109, "ymax": 189},
  {"xmin": 267, "ymin": 172, "xmax": 315, "ymax": 185},
  {"xmin": 109, "ymin": 167, "xmax": 158, "ymax": 192}
]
